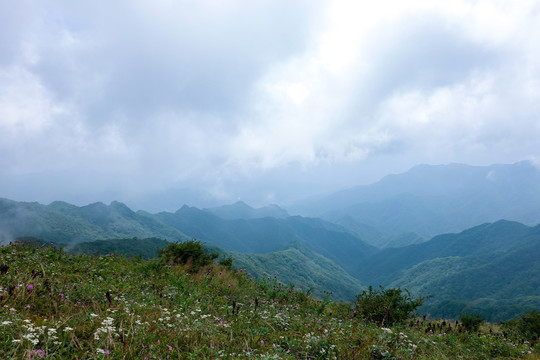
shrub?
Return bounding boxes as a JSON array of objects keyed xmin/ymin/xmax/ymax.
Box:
[
  {"xmin": 503, "ymin": 310, "xmax": 540, "ymax": 341},
  {"xmin": 218, "ymin": 255, "xmax": 235, "ymax": 269},
  {"xmin": 159, "ymin": 239, "xmax": 218, "ymax": 272},
  {"xmin": 354, "ymin": 286, "xmax": 425, "ymax": 326},
  {"xmin": 460, "ymin": 313, "xmax": 485, "ymax": 332}
]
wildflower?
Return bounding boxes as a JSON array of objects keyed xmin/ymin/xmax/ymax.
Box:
[
  {"xmin": 27, "ymin": 285, "xmax": 34, "ymax": 290},
  {"xmin": 168, "ymin": 345, "xmax": 173, "ymax": 351},
  {"xmin": 381, "ymin": 327, "xmax": 392, "ymax": 334},
  {"xmin": 64, "ymin": 327, "xmax": 74, "ymax": 332}
]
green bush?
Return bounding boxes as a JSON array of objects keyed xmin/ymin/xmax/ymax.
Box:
[
  {"xmin": 218, "ymin": 255, "xmax": 235, "ymax": 269},
  {"xmin": 503, "ymin": 310, "xmax": 540, "ymax": 341},
  {"xmin": 159, "ymin": 239, "xmax": 218, "ymax": 272},
  {"xmin": 460, "ymin": 313, "xmax": 485, "ymax": 332},
  {"xmin": 354, "ymin": 286, "xmax": 425, "ymax": 326}
]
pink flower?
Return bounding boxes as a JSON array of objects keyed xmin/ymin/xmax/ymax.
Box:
[{"xmin": 27, "ymin": 285, "xmax": 34, "ymax": 290}]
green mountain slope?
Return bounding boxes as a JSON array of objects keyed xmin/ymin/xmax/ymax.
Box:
[
  {"xmin": 230, "ymin": 245, "xmax": 365, "ymax": 300},
  {"xmin": 354, "ymin": 220, "xmax": 532, "ymax": 285},
  {"xmin": 353, "ymin": 220, "xmax": 540, "ymax": 321},
  {"xmin": 0, "ymin": 198, "xmax": 189, "ymax": 244},
  {"xmin": 154, "ymin": 205, "xmax": 377, "ymax": 273}
]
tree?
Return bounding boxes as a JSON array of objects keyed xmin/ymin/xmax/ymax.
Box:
[{"xmin": 159, "ymin": 239, "xmax": 218, "ymax": 273}]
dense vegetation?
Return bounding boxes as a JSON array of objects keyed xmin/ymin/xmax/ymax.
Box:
[
  {"xmin": 356, "ymin": 220, "xmax": 540, "ymax": 322},
  {"xmin": 1, "ymin": 242, "xmax": 539, "ymax": 359}
]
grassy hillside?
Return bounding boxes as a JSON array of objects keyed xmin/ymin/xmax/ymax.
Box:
[
  {"xmin": 69, "ymin": 237, "xmax": 170, "ymax": 259},
  {"xmin": 1, "ymin": 242, "xmax": 538, "ymax": 359}
]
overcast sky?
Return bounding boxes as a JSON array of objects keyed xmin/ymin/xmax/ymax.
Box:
[{"xmin": 1, "ymin": 0, "xmax": 540, "ymax": 210}]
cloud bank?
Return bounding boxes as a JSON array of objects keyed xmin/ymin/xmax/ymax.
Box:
[{"xmin": 1, "ymin": 0, "xmax": 539, "ymax": 208}]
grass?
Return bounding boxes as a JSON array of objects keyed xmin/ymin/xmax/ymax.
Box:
[{"xmin": 0, "ymin": 242, "xmax": 539, "ymax": 359}]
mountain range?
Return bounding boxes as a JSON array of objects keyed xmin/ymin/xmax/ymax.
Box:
[
  {"xmin": 1, "ymin": 161, "xmax": 540, "ymax": 321},
  {"xmin": 290, "ymin": 161, "xmax": 540, "ymax": 246}
]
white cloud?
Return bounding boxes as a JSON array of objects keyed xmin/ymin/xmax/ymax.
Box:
[{"xmin": 1, "ymin": 0, "xmax": 540, "ymax": 206}]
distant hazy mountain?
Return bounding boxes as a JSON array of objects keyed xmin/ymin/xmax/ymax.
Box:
[
  {"xmin": 290, "ymin": 161, "xmax": 540, "ymax": 240},
  {"xmin": 204, "ymin": 201, "xmax": 289, "ymax": 220},
  {"xmin": 354, "ymin": 220, "xmax": 540, "ymax": 321}
]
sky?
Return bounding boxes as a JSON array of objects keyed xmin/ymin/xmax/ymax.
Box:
[{"xmin": 1, "ymin": 0, "xmax": 540, "ymax": 211}]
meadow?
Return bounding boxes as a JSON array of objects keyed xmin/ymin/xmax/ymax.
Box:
[{"xmin": 0, "ymin": 241, "xmax": 538, "ymax": 359}]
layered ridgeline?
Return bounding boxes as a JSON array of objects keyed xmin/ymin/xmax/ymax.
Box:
[
  {"xmin": 290, "ymin": 161, "xmax": 540, "ymax": 247},
  {"xmin": 0, "ymin": 197, "xmax": 374, "ymax": 299},
  {"xmin": 354, "ymin": 220, "xmax": 540, "ymax": 321}
]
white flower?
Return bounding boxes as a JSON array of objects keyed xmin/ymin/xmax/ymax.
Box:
[
  {"xmin": 1, "ymin": 321, "xmax": 12, "ymax": 325},
  {"xmin": 381, "ymin": 327, "xmax": 392, "ymax": 334}
]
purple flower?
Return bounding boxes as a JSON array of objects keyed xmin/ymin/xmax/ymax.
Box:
[{"xmin": 27, "ymin": 285, "xmax": 34, "ymax": 291}]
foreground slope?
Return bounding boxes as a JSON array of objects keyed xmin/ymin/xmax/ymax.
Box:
[{"xmin": 1, "ymin": 243, "xmax": 538, "ymax": 359}]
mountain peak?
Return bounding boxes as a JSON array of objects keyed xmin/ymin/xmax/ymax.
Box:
[{"xmin": 204, "ymin": 201, "xmax": 288, "ymax": 220}]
